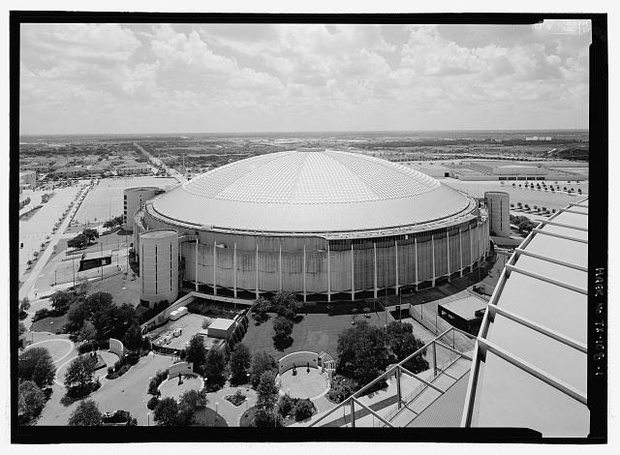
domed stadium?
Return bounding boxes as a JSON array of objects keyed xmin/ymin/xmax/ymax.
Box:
[{"xmin": 134, "ymin": 150, "xmax": 489, "ymax": 305}]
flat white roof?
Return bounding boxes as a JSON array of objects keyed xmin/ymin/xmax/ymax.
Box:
[
  {"xmin": 439, "ymin": 295, "xmax": 488, "ymax": 321},
  {"xmin": 209, "ymin": 318, "xmax": 235, "ymax": 330}
]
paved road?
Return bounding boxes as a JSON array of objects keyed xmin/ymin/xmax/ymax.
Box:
[
  {"xmin": 19, "ymin": 185, "xmax": 90, "ymax": 301},
  {"xmin": 134, "ymin": 142, "xmax": 188, "ymax": 184}
]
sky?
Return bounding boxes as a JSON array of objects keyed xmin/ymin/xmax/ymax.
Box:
[{"xmin": 19, "ymin": 20, "xmax": 592, "ymax": 135}]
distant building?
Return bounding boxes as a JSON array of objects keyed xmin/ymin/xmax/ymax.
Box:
[
  {"xmin": 485, "ymin": 191, "xmax": 510, "ymax": 238},
  {"xmin": 51, "ymin": 166, "xmax": 88, "ymax": 179},
  {"xmin": 19, "ymin": 170, "xmax": 36, "ymax": 189}
]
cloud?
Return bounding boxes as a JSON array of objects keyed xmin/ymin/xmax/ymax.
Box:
[{"xmin": 19, "ymin": 21, "xmax": 591, "ymax": 134}]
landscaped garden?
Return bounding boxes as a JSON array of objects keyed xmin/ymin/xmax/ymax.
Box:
[{"xmin": 243, "ymin": 311, "xmax": 390, "ymax": 359}]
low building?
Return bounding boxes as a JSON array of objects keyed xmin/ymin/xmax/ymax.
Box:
[
  {"xmin": 207, "ymin": 318, "xmax": 236, "ymax": 339},
  {"xmin": 79, "ymin": 250, "xmax": 112, "ymax": 271},
  {"xmin": 437, "ymin": 294, "xmax": 488, "ymax": 335}
]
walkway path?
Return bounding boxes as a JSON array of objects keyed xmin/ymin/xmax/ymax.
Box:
[
  {"xmin": 19, "ymin": 185, "xmax": 90, "ymax": 301},
  {"xmin": 205, "ymin": 385, "xmax": 257, "ymax": 426}
]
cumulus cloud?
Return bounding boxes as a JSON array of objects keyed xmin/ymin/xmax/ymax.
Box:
[{"xmin": 19, "ymin": 21, "xmax": 590, "ymax": 134}]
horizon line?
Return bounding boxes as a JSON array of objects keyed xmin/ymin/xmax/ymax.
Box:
[{"xmin": 19, "ymin": 127, "xmax": 590, "ymax": 137}]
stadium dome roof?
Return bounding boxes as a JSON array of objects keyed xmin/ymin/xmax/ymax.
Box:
[{"xmin": 150, "ymin": 150, "xmax": 473, "ymax": 234}]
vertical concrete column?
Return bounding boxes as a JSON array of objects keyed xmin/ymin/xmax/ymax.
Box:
[
  {"xmin": 303, "ymin": 244, "xmax": 307, "ymax": 303},
  {"xmin": 194, "ymin": 239, "xmax": 198, "ymax": 292},
  {"xmin": 431, "ymin": 234, "xmax": 436, "ymax": 287},
  {"xmin": 373, "ymin": 242, "xmax": 378, "ymax": 299},
  {"xmin": 213, "ymin": 240, "xmax": 217, "ymax": 296},
  {"xmin": 233, "ymin": 243, "xmax": 238, "ymax": 299},
  {"xmin": 327, "ymin": 241, "xmax": 331, "ymax": 303},
  {"xmin": 469, "ymin": 225, "xmax": 474, "ymax": 272},
  {"xmin": 279, "ymin": 243, "xmax": 283, "ymax": 291},
  {"xmin": 459, "ymin": 227, "xmax": 464, "ymax": 277},
  {"xmin": 414, "ymin": 237, "xmax": 419, "ymax": 291},
  {"xmin": 255, "ymin": 243, "xmax": 259, "ymax": 300},
  {"xmin": 395, "ymin": 240, "xmax": 399, "ymax": 295},
  {"xmin": 350, "ymin": 244, "xmax": 355, "ymax": 301},
  {"xmin": 446, "ymin": 230, "xmax": 451, "ymax": 282}
]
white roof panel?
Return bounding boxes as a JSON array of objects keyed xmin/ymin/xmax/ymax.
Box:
[{"xmin": 151, "ymin": 150, "xmax": 474, "ymax": 234}]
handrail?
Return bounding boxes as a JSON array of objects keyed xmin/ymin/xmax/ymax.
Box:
[{"xmin": 308, "ymin": 327, "xmax": 474, "ymax": 427}]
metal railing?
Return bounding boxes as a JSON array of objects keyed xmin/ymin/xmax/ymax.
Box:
[{"xmin": 307, "ymin": 326, "xmax": 476, "ymax": 428}]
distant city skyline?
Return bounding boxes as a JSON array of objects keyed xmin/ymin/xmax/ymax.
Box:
[{"xmin": 20, "ymin": 20, "xmax": 591, "ymax": 135}]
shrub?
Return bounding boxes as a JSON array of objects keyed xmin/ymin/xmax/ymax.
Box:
[
  {"xmin": 148, "ymin": 369, "xmax": 169, "ymax": 396},
  {"xmin": 32, "ymin": 308, "xmax": 51, "ymax": 322},
  {"xmin": 147, "ymin": 396, "xmax": 160, "ymax": 410},
  {"xmin": 127, "ymin": 351, "xmax": 140, "ymax": 366},
  {"xmin": 293, "ymin": 399, "xmax": 315, "ymax": 421},
  {"xmin": 278, "ymin": 394, "xmax": 295, "ymax": 417},
  {"xmin": 327, "ymin": 375, "xmax": 359, "ymax": 404}
]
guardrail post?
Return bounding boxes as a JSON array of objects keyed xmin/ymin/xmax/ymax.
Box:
[
  {"xmin": 350, "ymin": 400, "xmax": 356, "ymax": 428},
  {"xmin": 396, "ymin": 366, "xmax": 402, "ymax": 409},
  {"xmin": 432, "ymin": 341, "xmax": 437, "ymax": 378}
]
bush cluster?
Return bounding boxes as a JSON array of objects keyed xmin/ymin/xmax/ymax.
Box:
[
  {"xmin": 277, "ymin": 395, "xmax": 316, "ymax": 422},
  {"xmin": 148, "ymin": 370, "xmax": 169, "ymax": 396}
]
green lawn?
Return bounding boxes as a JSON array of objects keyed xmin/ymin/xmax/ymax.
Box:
[
  {"xmin": 30, "ymin": 314, "xmax": 68, "ymax": 334},
  {"xmin": 242, "ymin": 311, "xmax": 390, "ymax": 360},
  {"xmin": 88, "ymin": 272, "xmax": 141, "ymax": 307}
]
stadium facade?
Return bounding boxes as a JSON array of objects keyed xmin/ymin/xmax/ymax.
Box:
[{"xmin": 133, "ymin": 150, "xmax": 490, "ymax": 305}]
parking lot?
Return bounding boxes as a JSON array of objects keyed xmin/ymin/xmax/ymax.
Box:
[{"xmin": 72, "ymin": 176, "xmax": 177, "ymax": 225}]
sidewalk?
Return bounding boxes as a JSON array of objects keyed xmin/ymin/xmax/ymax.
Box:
[{"xmin": 205, "ymin": 385, "xmax": 257, "ymax": 426}]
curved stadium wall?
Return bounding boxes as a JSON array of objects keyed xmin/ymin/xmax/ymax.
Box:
[{"xmin": 134, "ymin": 150, "xmax": 490, "ymax": 303}]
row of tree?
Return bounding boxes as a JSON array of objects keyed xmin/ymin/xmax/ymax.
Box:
[
  {"xmin": 67, "ymin": 228, "xmax": 100, "ymax": 249},
  {"xmin": 103, "ymin": 215, "xmax": 124, "ymax": 229}
]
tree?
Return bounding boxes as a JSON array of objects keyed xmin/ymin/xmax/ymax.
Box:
[
  {"xmin": 153, "ymin": 397, "xmax": 179, "ymax": 426},
  {"xmin": 18, "ymin": 347, "xmax": 56, "ymax": 389},
  {"xmin": 202, "ymin": 349, "xmax": 227, "ymax": 390},
  {"xmin": 272, "ymin": 316, "xmax": 294, "ymax": 348},
  {"xmin": 18, "ymin": 322, "xmax": 27, "ymax": 349},
  {"xmin": 336, "ymin": 320, "xmax": 391, "ymax": 386},
  {"xmin": 272, "ymin": 291, "xmax": 298, "ymax": 320},
  {"xmin": 122, "ymin": 323, "xmax": 143, "ymax": 351},
  {"xmin": 250, "ymin": 352, "xmax": 277, "ymax": 388},
  {"xmin": 18, "ymin": 380, "xmax": 46, "ymax": 423},
  {"xmin": 78, "ymin": 321, "xmax": 98, "ymax": 343},
  {"xmin": 256, "ymin": 370, "xmax": 279, "ymax": 410},
  {"xmin": 68, "ymin": 233, "xmax": 88, "ymax": 249},
  {"xmin": 50, "ymin": 290, "xmax": 75, "ymax": 314},
  {"xmin": 177, "ymin": 389, "xmax": 208, "ymax": 425},
  {"xmin": 64, "ymin": 355, "xmax": 98, "ymax": 397},
  {"xmin": 19, "ymin": 297, "xmax": 31, "ymax": 318},
  {"xmin": 68, "ymin": 400, "xmax": 102, "ymax": 426},
  {"xmin": 229, "ymin": 343, "xmax": 252, "ymax": 385},
  {"xmin": 251, "ymin": 297, "xmax": 271, "ymax": 323},
  {"xmin": 384, "ymin": 322, "xmax": 429, "ymax": 374},
  {"xmin": 185, "ymin": 335, "xmax": 207, "ymax": 372},
  {"xmin": 82, "ymin": 228, "xmax": 99, "ymax": 244}
]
